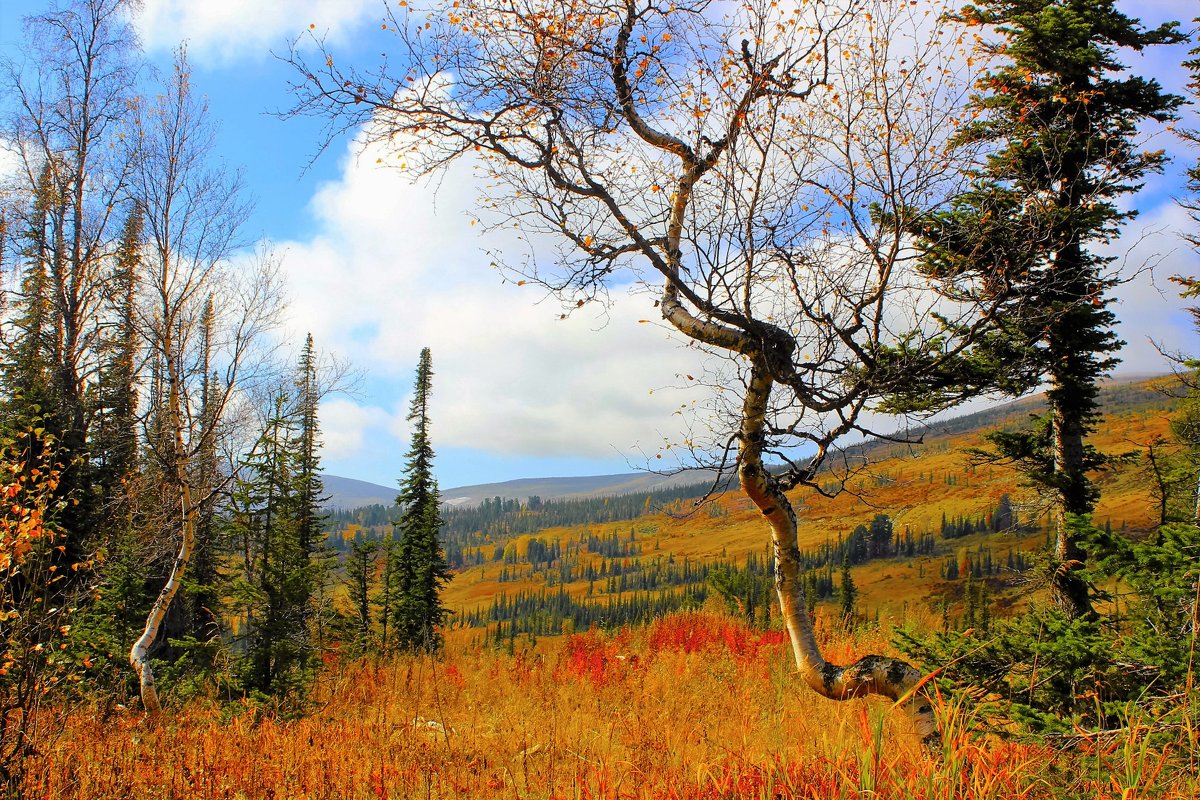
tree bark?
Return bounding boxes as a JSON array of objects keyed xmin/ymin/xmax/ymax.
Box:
[
  {"xmin": 1050, "ymin": 404, "xmax": 1092, "ymax": 618},
  {"xmin": 738, "ymin": 356, "xmax": 936, "ymax": 743},
  {"xmin": 1047, "ymin": 314, "xmax": 1097, "ymax": 621},
  {"xmin": 129, "ymin": 371, "xmax": 196, "ymax": 716}
]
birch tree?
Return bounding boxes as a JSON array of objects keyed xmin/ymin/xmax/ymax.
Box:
[
  {"xmin": 127, "ymin": 50, "xmax": 283, "ymax": 716},
  {"xmin": 0, "ymin": 0, "xmax": 140, "ymax": 572},
  {"xmin": 286, "ymin": 0, "xmax": 1003, "ymax": 740}
]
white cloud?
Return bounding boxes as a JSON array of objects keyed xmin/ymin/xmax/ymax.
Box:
[
  {"xmin": 1106, "ymin": 201, "xmax": 1198, "ymax": 368},
  {"xmin": 276, "ymin": 136, "xmax": 703, "ymax": 470},
  {"xmin": 318, "ymin": 397, "xmax": 394, "ymax": 460},
  {"xmin": 137, "ymin": 0, "xmax": 378, "ymax": 64},
  {"xmin": 278, "ymin": 131, "xmax": 1200, "ymax": 480},
  {"xmin": 259, "ymin": 0, "xmax": 1200, "ymax": 480}
]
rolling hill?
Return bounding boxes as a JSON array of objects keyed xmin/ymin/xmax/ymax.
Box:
[
  {"xmin": 323, "ymin": 373, "xmax": 1171, "ymax": 511},
  {"xmin": 324, "ymin": 374, "xmax": 1183, "ymax": 633},
  {"xmin": 322, "ymin": 466, "xmax": 721, "ymax": 510}
]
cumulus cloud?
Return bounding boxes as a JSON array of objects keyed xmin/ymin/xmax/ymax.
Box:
[
  {"xmin": 137, "ymin": 0, "xmax": 377, "ymax": 64},
  {"xmin": 1105, "ymin": 201, "xmax": 1197, "ymax": 368},
  {"xmin": 277, "ymin": 130, "xmax": 1198, "ymax": 483},
  {"xmin": 276, "ymin": 136, "xmax": 703, "ymax": 475},
  {"xmin": 318, "ymin": 397, "xmax": 395, "ymax": 461}
]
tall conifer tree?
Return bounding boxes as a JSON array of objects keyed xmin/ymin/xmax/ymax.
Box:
[
  {"xmin": 185, "ymin": 296, "xmax": 222, "ymax": 648},
  {"xmin": 82, "ymin": 203, "xmax": 152, "ymax": 683},
  {"xmin": 294, "ymin": 334, "xmax": 326, "ymax": 580},
  {"xmin": 226, "ymin": 394, "xmax": 303, "ymax": 695},
  {"xmin": 392, "ymin": 348, "xmax": 450, "ymax": 652},
  {"xmin": 3, "ymin": 163, "xmax": 59, "ymax": 437},
  {"xmin": 93, "ymin": 204, "xmax": 141, "ymax": 516},
  {"xmin": 911, "ymin": 0, "xmax": 1183, "ymax": 618},
  {"xmin": 293, "ymin": 334, "xmax": 330, "ymax": 652},
  {"xmin": 225, "ymin": 338, "xmax": 329, "ymax": 699}
]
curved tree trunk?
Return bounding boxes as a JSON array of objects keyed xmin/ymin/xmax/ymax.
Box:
[
  {"xmin": 738, "ymin": 357, "xmax": 937, "ymax": 743},
  {"xmin": 129, "ymin": 375, "xmax": 196, "ymax": 717}
]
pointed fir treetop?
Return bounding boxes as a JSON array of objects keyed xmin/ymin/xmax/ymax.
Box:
[
  {"xmin": 397, "ymin": 347, "xmax": 436, "ymax": 512},
  {"xmin": 952, "ymin": 1, "xmax": 1184, "ymax": 214}
]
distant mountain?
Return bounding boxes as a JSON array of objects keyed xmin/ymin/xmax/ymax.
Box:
[
  {"xmin": 321, "ymin": 469, "xmax": 720, "ymax": 511},
  {"xmin": 436, "ymin": 470, "xmax": 721, "ymax": 508},
  {"xmin": 321, "ymin": 475, "xmax": 398, "ymax": 510},
  {"xmin": 323, "ymin": 373, "xmax": 1172, "ymax": 512}
]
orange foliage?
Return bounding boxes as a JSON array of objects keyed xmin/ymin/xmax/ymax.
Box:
[{"xmin": 23, "ymin": 610, "xmax": 1196, "ymax": 799}]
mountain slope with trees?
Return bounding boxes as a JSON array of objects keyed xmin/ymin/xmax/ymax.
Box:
[{"xmin": 321, "ymin": 375, "xmax": 1180, "ymax": 638}]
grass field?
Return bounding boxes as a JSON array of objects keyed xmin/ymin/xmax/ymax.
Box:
[
  {"xmin": 440, "ymin": 388, "xmax": 1175, "ymax": 623},
  {"xmin": 30, "ymin": 610, "xmax": 1198, "ymax": 799}
]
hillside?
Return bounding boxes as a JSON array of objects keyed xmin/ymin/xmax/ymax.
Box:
[
  {"xmin": 321, "ymin": 475, "xmax": 399, "ymax": 510},
  {"xmin": 436, "ymin": 469, "xmax": 723, "ymax": 507},
  {"xmin": 325, "ymin": 375, "xmax": 1181, "ymax": 636},
  {"xmin": 322, "ymin": 465, "xmax": 720, "ymax": 511},
  {"xmin": 324, "ymin": 374, "xmax": 1169, "ymax": 511}
]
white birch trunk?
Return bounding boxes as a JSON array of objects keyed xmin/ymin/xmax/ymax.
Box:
[
  {"xmin": 129, "ymin": 372, "xmax": 195, "ymax": 716},
  {"xmin": 738, "ymin": 358, "xmax": 936, "ymax": 743}
]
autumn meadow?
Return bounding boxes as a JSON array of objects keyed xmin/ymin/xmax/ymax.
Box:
[
  {"xmin": 24, "ymin": 610, "xmax": 1199, "ymax": 800},
  {"xmin": 5, "ymin": 0, "xmax": 1200, "ymax": 798}
]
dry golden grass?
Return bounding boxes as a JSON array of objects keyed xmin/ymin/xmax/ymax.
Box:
[{"xmin": 29, "ymin": 611, "xmax": 1198, "ymax": 799}]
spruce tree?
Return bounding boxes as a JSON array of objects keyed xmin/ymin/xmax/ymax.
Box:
[
  {"xmin": 226, "ymin": 394, "xmax": 293, "ymax": 695},
  {"xmin": 292, "ymin": 334, "xmax": 330, "ymax": 652},
  {"xmin": 78, "ymin": 204, "xmax": 154, "ymax": 690},
  {"xmin": 346, "ymin": 539, "xmax": 380, "ymax": 651},
  {"xmin": 92, "ymin": 204, "xmax": 142, "ymax": 529},
  {"xmin": 911, "ymin": 0, "xmax": 1183, "ymax": 618},
  {"xmin": 392, "ymin": 348, "xmax": 451, "ymax": 652},
  {"xmin": 186, "ymin": 297, "xmax": 222, "ymax": 648},
  {"xmin": 378, "ymin": 532, "xmax": 398, "ymax": 653},
  {"xmin": 2, "ymin": 164, "xmax": 59, "ymax": 438},
  {"xmin": 1183, "ymin": 16, "xmax": 1200, "ymax": 258},
  {"xmin": 293, "ymin": 335, "xmax": 327, "ymax": 591},
  {"xmin": 225, "ymin": 338, "xmax": 329, "ymax": 701},
  {"xmin": 838, "ymin": 553, "xmax": 857, "ymax": 628}
]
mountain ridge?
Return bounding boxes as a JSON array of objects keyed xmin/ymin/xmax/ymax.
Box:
[
  {"xmin": 322, "ymin": 373, "xmax": 1173, "ymax": 511},
  {"xmin": 321, "ymin": 469, "xmax": 721, "ymax": 511}
]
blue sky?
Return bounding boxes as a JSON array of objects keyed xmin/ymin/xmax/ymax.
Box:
[{"xmin": 1, "ymin": 1, "xmax": 1197, "ymax": 491}]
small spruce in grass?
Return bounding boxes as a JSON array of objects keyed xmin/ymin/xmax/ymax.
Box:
[{"xmin": 838, "ymin": 553, "xmax": 857, "ymax": 630}]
